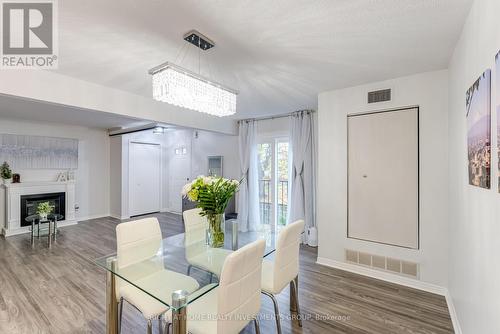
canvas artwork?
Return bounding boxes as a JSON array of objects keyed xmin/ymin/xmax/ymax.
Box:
[
  {"xmin": 0, "ymin": 134, "xmax": 78, "ymax": 169},
  {"xmin": 496, "ymin": 51, "xmax": 500, "ymax": 192},
  {"xmin": 466, "ymin": 70, "xmax": 491, "ymax": 189}
]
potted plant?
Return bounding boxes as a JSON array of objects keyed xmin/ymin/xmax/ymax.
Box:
[
  {"xmin": 182, "ymin": 176, "xmax": 240, "ymax": 248},
  {"xmin": 0, "ymin": 161, "xmax": 12, "ymax": 184},
  {"xmin": 37, "ymin": 201, "xmax": 54, "ymax": 221}
]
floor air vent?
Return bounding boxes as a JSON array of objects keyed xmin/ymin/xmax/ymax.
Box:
[{"xmin": 345, "ymin": 249, "xmax": 419, "ymax": 278}]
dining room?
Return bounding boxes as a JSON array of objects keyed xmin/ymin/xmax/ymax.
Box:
[{"xmin": 2, "ymin": 0, "xmax": 499, "ymax": 333}]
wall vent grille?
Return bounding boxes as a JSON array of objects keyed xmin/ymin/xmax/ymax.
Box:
[
  {"xmin": 344, "ymin": 249, "xmax": 419, "ymax": 279},
  {"xmin": 368, "ymin": 89, "xmax": 391, "ymax": 103}
]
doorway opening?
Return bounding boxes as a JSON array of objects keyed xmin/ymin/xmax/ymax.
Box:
[{"xmin": 257, "ymin": 138, "xmax": 290, "ymax": 232}]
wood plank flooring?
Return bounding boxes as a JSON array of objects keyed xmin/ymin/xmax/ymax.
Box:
[{"xmin": 0, "ymin": 213, "xmax": 454, "ymax": 333}]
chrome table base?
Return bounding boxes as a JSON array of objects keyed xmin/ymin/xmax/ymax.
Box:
[{"xmin": 30, "ymin": 219, "xmax": 58, "ymax": 247}]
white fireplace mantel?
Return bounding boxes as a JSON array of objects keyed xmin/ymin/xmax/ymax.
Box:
[{"xmin": 0, "ymin": 181, "xmax": 77, "ymax": 236}]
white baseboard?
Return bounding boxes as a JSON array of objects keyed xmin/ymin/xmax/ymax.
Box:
[
  {"xmin": 108, "ymin": 214, "xmax": 128, "ymax": 220},
  {"xmin": 316, "ymin": 257, "xmax": 461, "ymax": 334},
  {"xmin": 76, "ymin": 214, "xmax": 111, "ymax": 222},
  {"xmin": 166, "ymin": 210, "xmax": 182, "ymax": 215},
  {"xmin": 444, "ymin": 289, "xmax": 462, "ymax": 334}
]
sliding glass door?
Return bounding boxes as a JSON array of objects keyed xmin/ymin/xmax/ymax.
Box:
[{"xmin": 258, "ymin": 138, "xmax": 290, "ymax": 232}]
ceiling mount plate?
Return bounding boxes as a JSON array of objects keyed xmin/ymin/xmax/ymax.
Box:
[{"xmin": 183, "ymin": 30, "xmax": 215, "ymax": 51}]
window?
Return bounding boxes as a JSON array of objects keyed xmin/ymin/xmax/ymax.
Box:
[
  {"xmin": 258, "ymin": 139, "xmax": 290, "ymax": 230},
  {"xmin": 276, "ymin": 141, "xmax": 289, "ymax": 226}
]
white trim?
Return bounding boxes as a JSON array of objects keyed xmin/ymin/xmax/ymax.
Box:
[
  {"xmin": 444, "ymin": 289, "xmax": 462, "ymax": 334},
  {"xmin": 77, "ymin": 214, "xmax": 111, "ymax": 222},
  {"xmin": 109, "ymin": 214, "xmax": 128, "ymax": 220},
  {"xmin": 2, "ymin": 181, "xmax": 74, "ymax": 188},
  {"xmin": 316, "ymin": 257, "xmax": 462, "ymax": 334}
]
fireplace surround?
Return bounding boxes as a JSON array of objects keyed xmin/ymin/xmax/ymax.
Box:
[{"xmin": 0, "ymin": 181, "xmax": 76, "ymax": 236}]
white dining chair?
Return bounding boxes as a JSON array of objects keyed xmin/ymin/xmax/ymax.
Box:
[
  {"xmin": 183, "ymin": 208, "xmax": 233, "ymax": 280},
  {"xmin": 116, "ymin": 217, "xmax": 200, "ymax": 334},
  {"xmin": 260, "ymin": 219, "xmax": 305, "ymax": 334},
  {"xmin": 166, "ymin": 238, "xmax": 266, "ymax": 334}
]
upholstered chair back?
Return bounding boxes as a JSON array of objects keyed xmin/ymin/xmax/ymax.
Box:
[
  {"xmin": 115, "ymin": 217, "xmax": 163, "ymax": 297},
  {"xmin": 272, "ymin": 220, "xmax": 305, "ymax": 292},
  {"xmin": 217, "ymin": 239, "xmax": 265, "ymax": 334},
  {"xmin": 183, "ymin": 208, "xmax": 209, "ymax": 258},
  {"xmin": 183, "ymin": 208, "xmax": 208, "ymax": 232}
]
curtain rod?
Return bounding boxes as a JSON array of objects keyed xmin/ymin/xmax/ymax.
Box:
[{"xmin": 237, "ymin": 109, "xmax": 315, "ymax": 123}]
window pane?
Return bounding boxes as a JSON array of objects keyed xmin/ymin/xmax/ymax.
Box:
[
  {"xmin": 277, "ymin": 142, "xmax": 289, "ymax": 226},
  {"xmin": 258, "ymin": 143, "xmax": 272, "ymax": 225}
]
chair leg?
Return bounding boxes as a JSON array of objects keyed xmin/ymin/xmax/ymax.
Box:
[
  {"xmin": 118, "ymin": 297, "xmax": 123, "ymax": 334},
  {"xmin": 147, "ymin": 319, "xmax": 152, "ymax": 334},
  {"xmin": 164, "ymin": 321, "xmax": 172, "ymax": 334},
  {"xmin": 158, "ymin": 314, "xmax": 163, "ymax": 334},
  {"xmin": 187, "ymin": 264, "xmax": 192, "ymax": 276},
  {"xmin": 290, "ymin": 279, "xmax": 296, "ymax": 312},
  {"xmin": 253, "ymin": 317, "xmax": 261, "ymax": 334},
  {"xmin": 117, "ymin": 298, "xmax": 124, "ymax": 334},
  {"xmin": 209, "ymin": 272, "xmax": 214, "ymax": 283},
  {"xmin": 291, "ymin": 279, "xmax": 302, "ymax": 327},
  {"xmin": 262, "ymin": 291, "xmax": 282, "ymax": 334}
]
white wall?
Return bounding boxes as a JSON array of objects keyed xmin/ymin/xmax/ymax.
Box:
[
  {"xmin": 109, "ymin": 136, "xmax": 122, "ymax": 218},
  {"xmin": 448, "ymin": 0, "xmax": 500, "ymax": 332},
  {"xmin": 191, "ymin": 130, "xmax": 239, "ymax": 180},
  {"xmin": 255, "ymin": 117, "xmax": 290, "ymax": 138},
  {"xmin": 317, "ymin": 70, "xmax": 449, "ymax": 287},
  {"xmin": 0, "ymin": 117, "xmax": 110, "ymax": 220},
  {"xmin": 112, "ymin": 128, "xmax": 239, "ymax": 218}
]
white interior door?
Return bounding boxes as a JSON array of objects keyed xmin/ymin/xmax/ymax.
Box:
[
  {"xmin": 129, "ymin": 142, "xmax": 161, "ymax": 217},
  {"xmin": 348, "ymin": 108, "xmax": 419, "ymax": 249}
]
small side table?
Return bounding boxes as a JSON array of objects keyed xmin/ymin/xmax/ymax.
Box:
[
  {"xmin": 48, "ymin": 213, "xmax": 63, "ymax": 241},
  {"xmin": 26, "ymin": 214, "xmax": 64, "ymax": 246}
]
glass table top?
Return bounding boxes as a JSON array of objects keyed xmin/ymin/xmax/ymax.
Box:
[
  {"xmin": 25, "ymin": 213, "xmax": 64, "ymax": 222},
  {"xmin": 94, "ymin": 222, "xmax": 280, "ymax": 310}
]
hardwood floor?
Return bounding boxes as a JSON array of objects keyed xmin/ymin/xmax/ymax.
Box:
[{"xmin": 0, "ymin": 213, "xmax": 454, "ymax": 334}]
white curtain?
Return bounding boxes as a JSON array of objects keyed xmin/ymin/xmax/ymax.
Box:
[
  {"xmin": 237, "ymin": 120, "xmax": 260, "ymax": 232},
  {"xmin": 289, "ymin": 111, "xmax": 316, "ymax": 243}
]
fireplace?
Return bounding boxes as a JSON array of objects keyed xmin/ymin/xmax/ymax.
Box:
[{"xmin": 20, "ymin": 192, "xmax": 66, "ymax": 227}]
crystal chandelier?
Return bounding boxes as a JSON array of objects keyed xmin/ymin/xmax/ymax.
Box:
[
  {"xmin": 149, "ymin": 31, "xmax": 237, "ymax": 117},
  {"xmin": 149, "ymin": 62, "xmax": 237, "ymax": 117}
]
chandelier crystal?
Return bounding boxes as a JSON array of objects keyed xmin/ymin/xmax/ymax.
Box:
[{"xmin": 149, "ymin": 62, "xmax": 237, "ymax": 117}]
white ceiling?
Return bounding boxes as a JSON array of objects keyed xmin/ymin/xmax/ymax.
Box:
[{"xmin": 54, "ymin": 0, "xmax": 472, "ymax": 119}]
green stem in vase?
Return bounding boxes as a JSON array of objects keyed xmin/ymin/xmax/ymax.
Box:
[{"xmin": 208, "ymin": 214, "xmax": 224, "ymax": 248}]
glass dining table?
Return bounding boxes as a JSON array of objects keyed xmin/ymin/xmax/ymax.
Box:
[{"xmin": 94, "ymin": 221, "xmax": 297, "ymax": 334}]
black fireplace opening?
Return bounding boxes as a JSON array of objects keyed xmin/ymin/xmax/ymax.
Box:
[{"xmin": 20, "ymin": 192, "xmax": 66, "ymax": 227}]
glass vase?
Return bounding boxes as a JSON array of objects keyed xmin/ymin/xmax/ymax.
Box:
[{"xmin": 207, "ymin": 213, "xmax": 225, "ymax": 248}]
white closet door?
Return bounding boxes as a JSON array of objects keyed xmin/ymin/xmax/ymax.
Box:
[
  {"xmin": 129, "ymin": 142, "xmax": 161, "ymax": 216},
  {"xmin": 348, "ymin": 108, "xmax": 419, "ymax": 249}
]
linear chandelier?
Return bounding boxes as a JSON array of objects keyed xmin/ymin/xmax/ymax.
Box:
[{"xmin": 149, "ymin": 31, "xmax": 238, "ymax": 117}]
